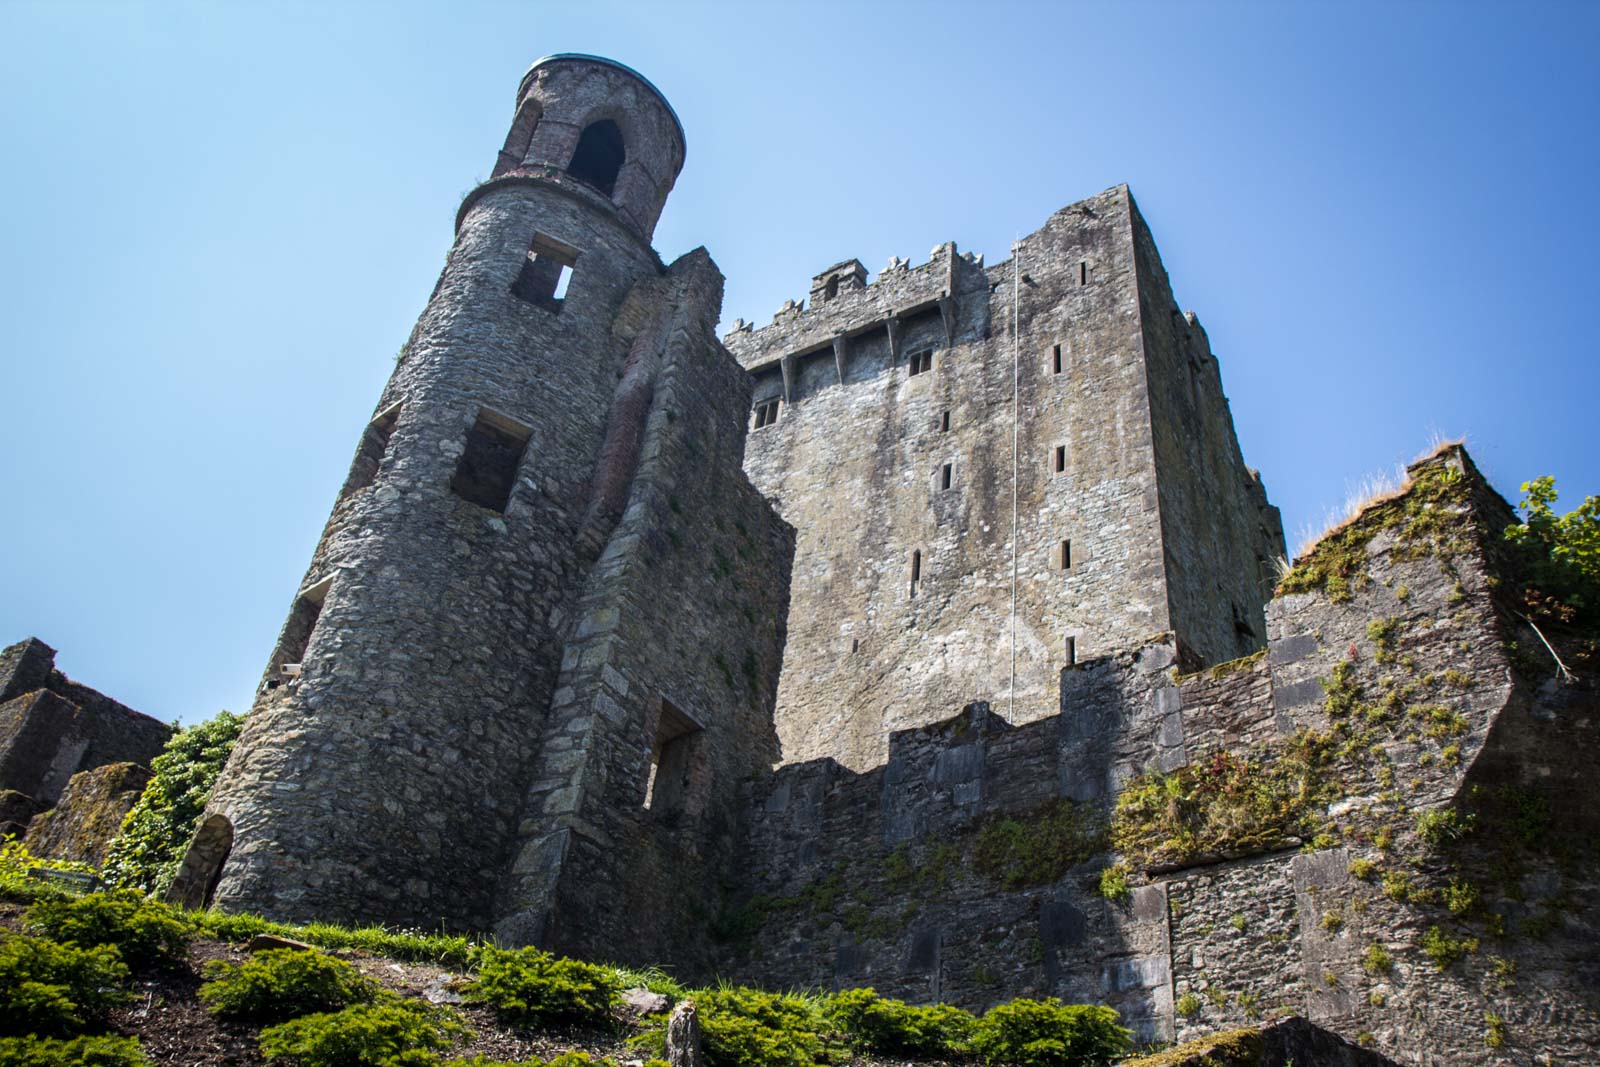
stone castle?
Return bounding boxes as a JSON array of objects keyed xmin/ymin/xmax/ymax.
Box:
[{"xmin": 8, "ymin": 54, "xmax": 1591, "ymax": 1063}]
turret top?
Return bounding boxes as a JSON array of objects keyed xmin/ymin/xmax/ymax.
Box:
[{"xmin": 518, "ymin": 54, "xmax": 685, "ymax": 161}]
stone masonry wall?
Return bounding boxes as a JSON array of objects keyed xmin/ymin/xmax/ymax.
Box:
[
  {"xmin": 732, "ymin": 188, "xmax": 1204, "ymax": 772},
  {"xmin": 729, "ymin": 447, "xmax": 1599, "ymax": 1064},
  {"xmin": 493, "ymin": 248, "xmax": 795, "ymax": 974}
]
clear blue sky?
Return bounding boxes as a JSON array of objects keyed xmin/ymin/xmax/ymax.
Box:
[{"xmin": 3, "ymin": 1, "xmax": 1596, "ymax": 725}]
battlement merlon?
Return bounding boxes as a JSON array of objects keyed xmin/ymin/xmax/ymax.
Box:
[
  {"xmin": 723, "ymin": 241, "xmax": 993, "ymax": 376},
  {"xmin": 723, "ymin": 185, "xmax": 1145, "ymax": 376}
]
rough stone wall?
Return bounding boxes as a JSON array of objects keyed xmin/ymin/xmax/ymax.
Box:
[
  {"xmin": 1131, "ymin": 201, "xmax": 1286, "ymax": 664},
  {"xmin": 192, "ymin": 57, "xmax": 693, "ymax": 931},
  {"xmin": 728, "ymin": 447, "xmax": 1599, "ymax": 1064},
  {"xmin": 493, "ymin": 248, "xmax": 794, "ymax": 973},
  {"xmin": 24, "ymin": 762, "xmax": 151, "ymax": 866},
  {"xmin": 730, "ymin": 186, "xmax": 1283, "ymax": 772},
  {"xmin": 0, "ymin": 638, "xmax": 171, "ymax": 808}
]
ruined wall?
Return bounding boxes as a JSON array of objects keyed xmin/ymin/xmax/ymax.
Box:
[
  {"xmin": 730, "ymin": 186, "xmax": 1284, "ymax": 773},
  {"xmin": 0, "ymin": 637, "xmax": 171, "ymax": 809},
  {"xmin": 493, "ymin": 248, "xmax": 794, "ymax": 973},
  {"xmin": 728, "ymin": 447, "xmax": 1600, "ymax": 1064},
  {"xmin": 24, "ymin": 762, "xmax": 151, "ymax": 866}
]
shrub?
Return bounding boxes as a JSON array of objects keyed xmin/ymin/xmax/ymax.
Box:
[
  {"xmin": 462, "ymin": 947, "xmax": 620, "ymax": 1029},
  {"xmin": 822, "ymin": 987, "xmax": 973, "ymax": 1058},
  {"xmin": 690, "ymin": 986, "xmax": 833, "ymax": 1067},
  {"xmin": 0, "ymin": 934, "xmax": 130, "ymax": 1036},
  {"xmin": 1419, "ymin": 925, "xmax": 1470, "ymax": 971},
  {"xmin": 101, "ymin": 711, "xmax": 244, "ymax": 896},
  {"xmin": 0, "ymin": 1034, "xmax": 151, "ymax": 1066},
  {"xmin": 24, "ymin": 891, "xmax": 189, "ymax": 969},
  {"xmin": 186, "ymin": 910, "xmax": 479, "ymax": 969},
  {"xmin": 968, "ymin": 998, "xmax": 1130, "ymax": 1067},
  {"xmin": 0, "ymin": 839, "xmax": 99, "ymax": 906},
  {"xmin": 200, "ymin": 949, "xmax": 378, "ymax": 1022},
  {"xmin": 1503, "ymin": 476, "xmax": 1600, "ymax": 618},
  {"xmin": 1097, "ymin": 864, "xmax": 1130, "ymax": 903},
  {"xmin": 258, "ymin": 1000, "xmax": 467, "ymax": 1067}
]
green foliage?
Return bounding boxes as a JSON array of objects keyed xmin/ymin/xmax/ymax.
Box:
[
  {"xmin": 972, "ymin": 799, "xmax": 1106, "ymax": 889},
  {"xmin": 1110, "ymin": 732, "xmax": 1337, "ymax": 869},
  {"xmin": 0, "ymin": 839, "xmax": 97, "ymax": 906},
  {"xmin": 1484, "ymin": 1011, "xmax": 1508, "ymax": 1048},
  {"xmin": 540, "ymin": 1055, "xmax": 619, "ymax": 1067},
  {"xmin": 821, "ymin": 987, "xmax": 973, "ymax": 1058},
  {"xmin": 1347, "ymin": 857, "xmax": 1377, "ymax": 881},
  {"xmin": 1361, "ymin": 943, "xmax": 1392, "ymax": 975},
  {"xmin": 967, "ymin": 999, "xmax": 1130, "ymax": 1067},
  {"xmin": 1442, "ymin": 878, "xmax": 1480, "ymax": 916},
  {"xmin": 257, "ymin": 1000, "xmax": 467, "ymax": 1067},
  {"xmin": 462, "ymin": 946, "xmax": 620, "ymax": 1029},
  {"xmin": 200, "ymin": 948, "xmax": 378, "ymax": 1022},
  {"xmin": 1097, "ymin": 863, "xmax": 1130, "ymax": 903},
  {"xmin": 1419, "ymin": 925, "xmax": 1471, "ymax": 970},
  {"xmin": 1504, "ymin": 475, "xmax": 1600, "ymax": 616},
  {"xmin": 689, "ymin": 986, "xmax": 834, "ymax": 1067},
  {"xmin": 0, "ymin": 934, "xmax": 130, "ymax": 1037},
  {"xmin": 102, "ymin": 711, "xmax": 243, "ymax": 896},
  {"xmin": 186, "ymin": 910, "xmax": 480, "ymax": 969},
  {"xmin": 103, "ymin": 713, "xmax": 243, "ymax": 895},
  {"xmin": 1416, "ymin": 807, "xmax": 1474, "ymax": 848},
  {"xmin": 24, "ymin": 891, "xmax": 189, "ymax": 969},
  {"xmin": 0, "ymin": 1035, "xmax": 151, "ymax": 1067},
  {"xmin": 1122, "ymin": 1027, "xmax": 1263, "ymax": 1067}
]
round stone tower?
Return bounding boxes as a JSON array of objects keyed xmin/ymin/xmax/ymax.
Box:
[{"xmin": 169, "ymin": 56, "xmax": 688, "ymax": 929}]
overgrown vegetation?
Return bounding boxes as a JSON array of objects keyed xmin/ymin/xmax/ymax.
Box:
[
  {"xmin": 821, "ymin": 988, "xmax": 973, "ymax": 1059},
  {"xmin": 0, "ymin": 1035, "xmax": 151, "ymax": 1067},
  {"xmin": 971, "ymin": 798, "xmax": 1106, "ymax": 889},
  {"xmin": 462, "ymin": 946, "xmax": 620, "ymax": 1029},
  {"xmin": 1109, "ymin": 734, "xmax": 1338, "ymax": 870},
  {"xmin": 966, "ymin": 999, "xmax": 1129, "ymax": 1067},
  {"xmin": 256, "ymin": 1000, "xmax": 468, "ymax": 1067},
  {"xmin": 200, "ymin": 948, "xmax": 378, "ymax": 1022},
  {"xmin": 23, "ymin": 891, "xmax": 189, "ymax": 970},
  {"xmin": 0, "ymin": 933, "xmax": 130, "ymax": 1036},
  {"xmin": 102, "ymin": 711, "xmax": 244, "ymax": 895}
]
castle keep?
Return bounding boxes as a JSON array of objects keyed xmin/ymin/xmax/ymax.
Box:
[{"xmin": 143, "ymin": 56, "xmax": 1596, "ymax": 1062}]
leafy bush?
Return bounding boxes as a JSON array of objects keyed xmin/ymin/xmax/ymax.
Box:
[
  {"xmin": 1505, "ymin": 476, "xmax": 1600, "ymax": 616},
  {"xmin": 0, "ymin": 934, "xmax": 130, "ymax": 1036},
  {"xmin": 185, "ymin": 910, "xmax": 479, "ymax": 969},
  {"xmin": 822, "ymin": 987, "xmax": 973, "ymax": 1058},
  {"xmin": 1097, "ymin": 864, "xmax": 1131, "ymax": 902},
  {"xmin": 0, "ymin": 839, "xmax": 97, "ymax": 906},
  {"xmin": 968, "ymin": 999, "xmax": 1130, "ymax": 1067},
  {"xmin": 462, "ymin": 946, "xmax": 620, "ymax": 1029},
  {"xmin": 257, "ymin": 1000, "xmax": 467, "ymax": 1067},
  {"xmin": 688, "ymin": 986, "xmax": 834, "ymax": 1067},
  {"xmin": 102, "ymin": 711, "xmax": 243, "ymax": 895},
  {"xmin": 24, "ymin": 891, "xmax": 189, "ymax": 969},
  {"xmin": 0, "ymin": 1034, "xmax": 151, "ymax": 1066},
  {"xmin": 200, "ymin": 948, "xmax": 378, "ymax": 1022}
]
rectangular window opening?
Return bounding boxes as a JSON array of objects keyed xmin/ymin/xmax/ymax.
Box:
[
  {"xmin": 908, "ymin": 348, "xmax": 934, "ymax": 376},
  {"xmin": 940, "ymin": 463, "xmax": 953, "ymax": 491},
  {"xmin": 450, "ymin": 408, "xmax": 532, "ymax": 513},
  {"xmin": 270, "ymin": 575, "xmax": 333, "ymax": 687},
  {"xmin": 753, "ymin": 397, "xmax": 781, "ymax": 429},
  {"xmin": 1054, "ymin": 445, "xmax": 1066, "ymax": 473},
  {"xmin": 1065, "ymin": 635, "xmax": 1077, "ymax": 666},
  {"xmin": 940, "ymin": 410, "xmax": 950, "ymax": 432},
  {"xmin": 910, "ymin": 549, "xmax": 922, "ymax": 597},
  {"xmin": 1052, "ymin": 344, "xmax": 1063, "ymax": 375},
  {"xmin": 1079, "ymin": 261, "xmax": 1088, "ymax": 286},
  {"xmin": 1060, "ymin": 539, "xmax": 1072, "ymax": 570},
  {"xmin": 644, "ymin": 698, "xmax": 704, "ymax": 816},
  {"xmin": 511, "ymin": 233, "xmax": 580, "ymax": 311},
  {"xmin": 341, "ymin": 402, "xmax": 402, "ymax": 497}
]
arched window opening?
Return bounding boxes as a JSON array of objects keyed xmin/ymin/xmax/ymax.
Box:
[
  {"xmin": 166, "ymin": 814, "xmax": 234, "ymax": 911},
  {"xmin": 567, "ymin": 120, "xmax": 625, "ymax": 197},
  {"xmin": 495, "ymin": 101, "xmax": 542, "ymax": 178}
]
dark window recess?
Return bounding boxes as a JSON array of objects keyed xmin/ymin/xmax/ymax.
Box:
[
  {"xmin": 753, "ymin": 398, "xmax": 781, "ymax": 429},
  {"xmin": 910, "ymin": 549, "xmax": 922, "ymax": 597},
  {"xmin": 567, "ymin": 119, "xmax": 625, "ymax": 196},
  {"xmin": 1232, "ymin": 602, "xmax": 1257, "ymax": 639},
  {"xmin": 1060, "ymin": 539, "xmax": 1072, "ymax": 570},
  {"xmin": 450, "ymin": 410, "xmax": 531, "ymax": 512},
  {"xmin": 511, "ymin": 233, "xmax": 579, "ymax": 310},
  {"xmin": 1054, "ymin": 445, "xmax": 1067, "ymax": 473},
  {"xmin": 1079, "ymin": 261, "xmax": 1088, "ymax": 285},
  {"xmin": 940, "ymin": 463, "xmax": 953, "ymax": 491},
  {"xmin": 340, "ymin": 403, "xmax": 401, "ymax": 497},
  {"xmin": 940, "ymin": 410, "xmax": 951, "ymax": 432},
  {"xmin": 644, "ymin": 698, "xmax": 703, "ymax": 816},
  {"xmin": 908, "ymin": 348, "xmax": 934, "ymax": 376},
  {"xmin": 1052, "ymin": 344, "xmax": 1064, "ymax": 374},
  {"xmin": 269, "ymin": 576, "xmax": 332, "ymax": 687},
  {"xmin": 825, "ymin": 276, "xmax": 839, "ymax": 299},
  {"xmin": 1066, "ymin": 636, "xmax": 1077, "ymax": 666}
]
